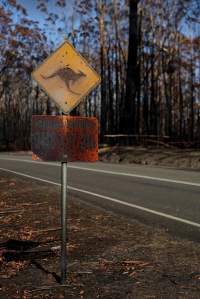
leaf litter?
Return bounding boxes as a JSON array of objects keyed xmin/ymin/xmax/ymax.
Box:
[{"xmin": 0, "ymin": 172, "xmax": 200, "ymax": 298}]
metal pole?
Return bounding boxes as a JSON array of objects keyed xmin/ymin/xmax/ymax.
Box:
[{"xmin": 60, "ymin": 160, "xmax": 67, "ymax": 284}]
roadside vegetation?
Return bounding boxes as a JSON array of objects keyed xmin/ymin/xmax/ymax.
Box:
[{"xmin": 0, "ymin": 0, "xmax": 200, "ymax": 150}]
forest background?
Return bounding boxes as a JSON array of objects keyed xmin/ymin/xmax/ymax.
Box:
[{"xmin": 0, "ymin": 0, "xmax": 200, "ymax": 150}]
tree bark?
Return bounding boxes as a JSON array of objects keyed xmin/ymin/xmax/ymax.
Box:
[{"xmin": 123, "ymin": 0, "xmax": 139, "ymax": 134}]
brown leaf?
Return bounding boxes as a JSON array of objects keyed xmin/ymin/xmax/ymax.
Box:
[{"xmin": 129, "ymin": 271, "xmax": 137, "ymax": 277}]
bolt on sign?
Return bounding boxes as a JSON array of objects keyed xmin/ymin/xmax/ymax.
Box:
[
  {"xmin": 31, "ymin": 115, "xmax": 98, "ymax": 162},
  {"xmin": 32, "ymin": 40, "xmax": 101, "ymax": 114}
]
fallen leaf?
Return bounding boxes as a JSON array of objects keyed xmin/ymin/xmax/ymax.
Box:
[{"xmin": 129, "ymin": 271, "xmax": 137, "ymax": 277}]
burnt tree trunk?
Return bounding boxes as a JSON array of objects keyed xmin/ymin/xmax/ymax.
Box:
[{"xmin": 123, "ymin": 0, "xmax": 139, "ymax": 134}]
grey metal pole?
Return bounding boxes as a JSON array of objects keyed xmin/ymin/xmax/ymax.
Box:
[{"xmin": 60, "ymin": 161, "xmax": 67, "ymax": 284}]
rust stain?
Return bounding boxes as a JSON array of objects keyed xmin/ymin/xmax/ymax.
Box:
[
  {"xmin": 32, "ymin": 153, "xmax": 40, "ymax": 161},
  {"xmin": 31, "ymin": 115, "xmax": 98, "ymax": 162}
]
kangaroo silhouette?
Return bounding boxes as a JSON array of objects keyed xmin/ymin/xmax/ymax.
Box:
[{"xmin": 41, "ymin": 66, "xmax": 86, "ymax": 95}]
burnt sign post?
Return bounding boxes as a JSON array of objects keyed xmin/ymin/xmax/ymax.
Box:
[{"xmin": 31, "ymin": 40, "xmax": 100, "ymax": 285}]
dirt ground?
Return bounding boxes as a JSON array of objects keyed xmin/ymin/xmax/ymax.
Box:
[
  {"xmin": 0, "ymin": 173, "xmax": 200, "ymax": 299},
  {"xmin": 99, "ymin": 146, "xmax": 200, "ymax": 170}
]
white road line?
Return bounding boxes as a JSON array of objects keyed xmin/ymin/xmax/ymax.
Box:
[
  {"xmin": 0, "ymin": 166, "xmax": 200, "ymax": 229},
  {"xmin": 0, "ymin": 167, "xmax": 60, "ymax": 186},
  {"xmin": 0, "ymin": 157, "xmax": 200, "ymax": 188},
  {"xmin": 69, "ymin": 166, "xmax": 200, "ymax": 188},
  {"xmin": 0, "ymin": 157, "xmax": 58, "ymax": 167}
]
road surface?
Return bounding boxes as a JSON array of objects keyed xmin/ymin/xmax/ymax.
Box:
[{"xmin": 0, "ymin": 153, "xmax": 200, "ymax": 241}]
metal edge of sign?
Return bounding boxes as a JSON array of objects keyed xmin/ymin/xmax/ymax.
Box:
[
  {"xmin": 32, "ymin": 114, "xmax": 99, "ymax": 122},
  {"xmin": 31, "ymin": 115, "xmax": 99, "ymax": 137},
  {"xmin": 31, "ymin": 115, "xmax": 99, "ymax": 162},
  {"xmin": 31, "ymin": 42, "xmax": 68, "ymax": 114},
  {"xmin": 31, "ymin": 40, "xmax": 101, "ymax": 114},
  {"xmin": 65, "ymin": 40, "xmax": 101, "ymax": 86},
  {"xmin": 62, "ymin": 75, "xmax": 101, "ymax": 114},
  {"xmin": 31, "ymin": 115, "xmax": 99, "ymax": 133}
]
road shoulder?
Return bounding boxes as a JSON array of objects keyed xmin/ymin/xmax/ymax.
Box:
[{"xmin": 0, "ymin": 172, "xmax": 200, "ymax": 298}]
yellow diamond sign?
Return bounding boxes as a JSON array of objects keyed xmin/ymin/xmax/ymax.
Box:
[{"xmin": 32, "ymin": 40, "xmax": 101, "ymax": 113}]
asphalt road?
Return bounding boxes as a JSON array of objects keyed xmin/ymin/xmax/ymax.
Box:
[{"xmin": 0, "ymin": 154, "xmax": 200, "ymax": 241}]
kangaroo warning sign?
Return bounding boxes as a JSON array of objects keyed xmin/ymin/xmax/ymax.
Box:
[
  {"xmin": 31, "ymin": 115, "xmax": 98, "ymax": 162},
  {"xmin": 32, "ymin": 41, "xmax": 101, "ymax": 113}
]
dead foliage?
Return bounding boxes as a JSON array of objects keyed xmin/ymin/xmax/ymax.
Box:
[{"xmin": 0, "ymin": 173, "xmax": 200, "ymax": 298}]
